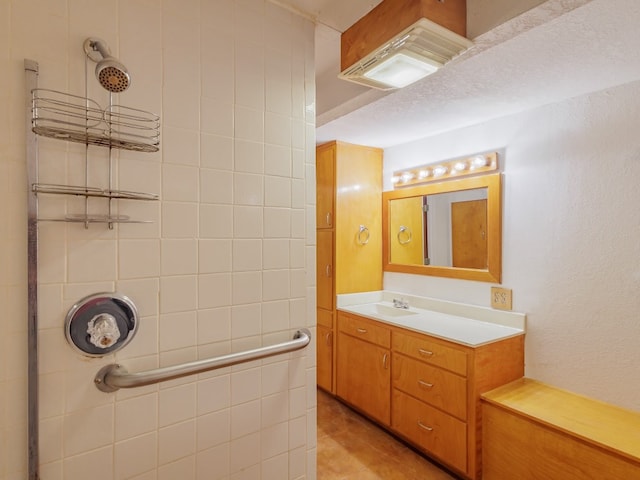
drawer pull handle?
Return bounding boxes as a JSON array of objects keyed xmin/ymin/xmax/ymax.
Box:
[
  {"xmin": 382, "ymin": 353, "xmax": 389, "ymax": 369},
  {"xmin": 325, "ymin": 332, "xmax": 332, "ymax": 345},
  {"xmin": 326, "ymin": 212, "xmax": 332, "ymax": 226},
  {"xmin": 418, "ymin": 349, "xmax": 434, "ymax": 357},
  {"xmin": 356, "ymin": 328, "xmax": 367, "ymax": 334},
  {"xmin": 418, "ymin": 421, "xmax": 433, "ymax": 432},
  {"xmin": 418, "ymin": 380, "xmax": 434, "ymax": 389},
  {"xmin": 325, "ymin": 264, "xmax": 332, "ymax": 277}
]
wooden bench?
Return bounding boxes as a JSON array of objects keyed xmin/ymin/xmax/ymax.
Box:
[{"xmin": 481, "ymin": 378, "xmax": 640, "ymax": 479}]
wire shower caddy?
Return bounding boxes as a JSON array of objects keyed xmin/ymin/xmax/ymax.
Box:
[{"xmin": 29, "ymin": 88, "xmax": 160, "ymax": 226}]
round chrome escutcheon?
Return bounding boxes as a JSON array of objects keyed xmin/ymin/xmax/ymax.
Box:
[{"xmin": 65, "ymin": 292, "xmax": 139, "ymax": 357}]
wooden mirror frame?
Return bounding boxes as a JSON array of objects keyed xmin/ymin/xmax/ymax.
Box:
[{"xmin": 382, "ymin": 173, "xmax": 502, "ymax": 283}]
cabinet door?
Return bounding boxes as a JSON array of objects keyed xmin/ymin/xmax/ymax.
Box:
[
  {"xmin": 317, "ymin": 324, "xmax": 333, "ymax": 392},
  {"xmin": 335, "ymin": 143, "xmax": 382, "ymax": 294},
  {"xmin": 316, "ymin": 230, "xmax": 334, "ymax": 311},
  {"xmin": 316, "ymin": 143, "xmax": 335, "ymax": 229},
  {"xmin": 336, "ymin": 331, "xmax": 390, "ymax": 426}
]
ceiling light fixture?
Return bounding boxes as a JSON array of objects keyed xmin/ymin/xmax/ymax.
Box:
[
  {"xmin": 339, "ymin": 0, "xmax": 473, "ymax": 90},
  {"xmin": 393, "ymin": 152, "xmax": 498, "ymax": 188}
]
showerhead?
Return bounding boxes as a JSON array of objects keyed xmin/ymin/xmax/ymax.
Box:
[
  {"xmin": 96, "ymin": 58, "xmax": 130, "ymax": 93},
  {"xmin": 84, "ymin": 37, "xmax": 131, "ymax": 93}
]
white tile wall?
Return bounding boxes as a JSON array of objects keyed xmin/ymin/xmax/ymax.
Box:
[
  {"xmin": 115, "ymin": 393, "xmax": 158, "ymax": 441},
  {"xmin": 0, "ymin": 1, "xmax": 316, "ymax": 479},
  {"xmin": 201, "ymin": 133, "xmax": 234, "ymax": 171},
  {"xmin": 196, "ymin": 444, "xmax": 229, "ymax": 480},
  {"xmin": 235, "ymin": 139, "xmax": 265, "ymax": 174},
  {"xmin": 114, "ymin": 432, "xmax": 158, "ymax": 479},
  {"xmin": 159, "ymin": 456, "xmax": 196, "ymax": 480},
  {"xmin": 233, "ymin": 205, "xmax": 264, "ymax": 238},
  {"xmin": 197, "ymin": 408, "xmax": 231, "ymax": 451},
  {"xmin": 200, "ymin": 168, "xmax": 233, "ymax": 204}
]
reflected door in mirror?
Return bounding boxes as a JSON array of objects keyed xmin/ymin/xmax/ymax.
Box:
[
  {"xmin": 451, "ymin": 199, "xmax": 487, "ymax": 269},
  {"xmin": 389, "ymin": 196, "xmax": 425, "ymax": 265}
]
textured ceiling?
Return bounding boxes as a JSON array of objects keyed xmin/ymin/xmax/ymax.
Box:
[{"xmin": 277, "ymin": 0, "xmax": 640, "ymax": 148}]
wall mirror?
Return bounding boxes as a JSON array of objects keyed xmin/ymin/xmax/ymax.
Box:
[{"xmin": 382, "ymin": 173, "xmax": 502, "ymax": 283}]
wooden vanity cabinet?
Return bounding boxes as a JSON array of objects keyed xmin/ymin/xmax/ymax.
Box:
[
  {"xmin": 315, "ymin": 141, "xmax": 383, "ymax": 394},
  {"xmin": 336, "ymin": 312, "xmax": 391, "ymax": 426},
  {"xmin": 335, "ymin": 310, "xmax": 525, "ymax": 480}
]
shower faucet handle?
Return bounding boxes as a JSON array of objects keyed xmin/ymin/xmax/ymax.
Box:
[{"xmin": 87, "ymin": 313, "xmax": 121, "ymax": 348}]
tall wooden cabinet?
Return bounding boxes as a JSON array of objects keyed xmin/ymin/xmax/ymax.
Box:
[{"xmin": 315, "ymin": 141, "xmax": 383, "ymax": 393}]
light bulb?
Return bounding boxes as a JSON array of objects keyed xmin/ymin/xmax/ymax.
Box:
[
  {"xmin": 472, "ymin": 156, "xmax": 489, "ymax": 167},
  {"xmin": 432, "ymin": 166, "xmax": 448, "ymax": 177},
  {"xmin": 401, "ymin": 172, "xmax": 415, "ymax": 183},
  {"xmin": 454, "ymin": 161, "xmax": 467, "ymax": 171}
]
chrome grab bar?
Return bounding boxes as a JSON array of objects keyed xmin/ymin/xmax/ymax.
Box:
[{"xmin": 94, "ymin": 328, "xmax": 311, "ymax": 392}]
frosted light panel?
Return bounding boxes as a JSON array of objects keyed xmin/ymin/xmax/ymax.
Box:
[{"xmin": 363, "ymin": 52, "xmax": 439, "ymax": 88}]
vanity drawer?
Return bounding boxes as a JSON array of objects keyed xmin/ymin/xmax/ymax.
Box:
[
  {"xmin": 338, "ymin": 312, "xmax": 390, "ymax": 348},
  {"xmin": 392, "ymin": 353, "xmax": 467, "ymax": 421},
  {"xmin": 392, "ymin": 330, "xmax": 467, "ymax": 376},
  {"xmin": 392, "ymin": 389, "xmax": 467, "ymax": 473}
]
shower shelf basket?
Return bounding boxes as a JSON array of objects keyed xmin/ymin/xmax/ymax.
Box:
[
  {"xmin": 31, "ymin": 183, "xmax": 159, "ymax": 202},
  {"xmin": 31, "ymin": 88, "xmax": 160, "ymax": 152},
  {"xmin": 29, "ymin": 87, "xmax": 161, "ymax": 226}
]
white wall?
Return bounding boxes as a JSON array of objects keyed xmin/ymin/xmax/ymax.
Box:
[
  {"xmin": 0, "ymin": 1, "xmax": 317, "ymax": 479},
  {"xmin": 384, "ymin": 79, "xmax": 640, "ymax": 411}
]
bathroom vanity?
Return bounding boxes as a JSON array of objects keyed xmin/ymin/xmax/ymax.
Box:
[{"xmin": 335, "ymin": 292, "xmax": 526, "ymax": 480}]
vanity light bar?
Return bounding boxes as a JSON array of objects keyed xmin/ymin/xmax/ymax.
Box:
[{"xmin": 391, "ymin": 152, "xmax": 498, "ymax": 188}]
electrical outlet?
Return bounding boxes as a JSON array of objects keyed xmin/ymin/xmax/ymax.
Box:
[{"xmin": 491, "ymin": 287, "xmax": 512, "ymax": 311}]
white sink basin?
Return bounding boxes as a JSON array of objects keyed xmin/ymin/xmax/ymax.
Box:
[{"xmin": 358, "ymin": 303, "xmax": 418, "ymax": 317}]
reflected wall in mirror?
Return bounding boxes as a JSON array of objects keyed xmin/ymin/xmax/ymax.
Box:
[{"xmin": 383, "ymin": 173, "xmax": 501, "ymax": 283}]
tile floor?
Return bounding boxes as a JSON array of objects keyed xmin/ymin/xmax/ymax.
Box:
[{"xmin": 317, "ymin": 389, "xmax": 459, "ymax": 479}]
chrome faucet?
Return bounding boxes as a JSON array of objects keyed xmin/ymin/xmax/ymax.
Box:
[{"xmin": 393, "ymin": 298, "xmax": 409, "ymax": 309}]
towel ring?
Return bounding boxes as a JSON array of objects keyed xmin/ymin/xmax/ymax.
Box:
[
  {"xmin": 397, "ymin": 226, "xmax": 412, "ymax": 245},
  {"xmin": 357, "ymin": 225, "xmax": 370, "ymax": 245}
]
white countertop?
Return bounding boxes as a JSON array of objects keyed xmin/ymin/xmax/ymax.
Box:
[{"xmin": 337, "ymin": 291, "xmax": 526, "ymax": 347}]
